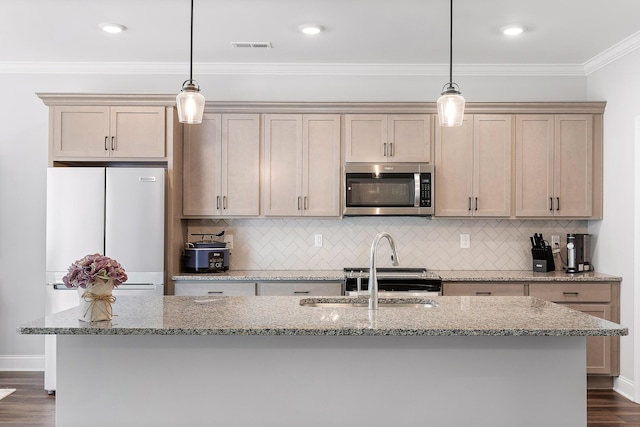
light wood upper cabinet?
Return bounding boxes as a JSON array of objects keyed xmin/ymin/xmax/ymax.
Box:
[
  {"xmin": 183, "ymin": 114, "xmax": 260, "ymax": 216},
  {"xmin": 515, "ymin": 114, "xmax": 593, "ymax": 217},
  {"xmin": 435, "ymin": 114, "xmax": 512, "ymax": 217},
  {"xmin": 344, "ymin": 114, "xmax": 431, "ymax": 163},
  {"xmin": 53, "ymin": 106, "xmax": 165, "ymax": 159},
  {"xmin": 263, "ymin": 114, "xmax": 341, "ymax": 217}
]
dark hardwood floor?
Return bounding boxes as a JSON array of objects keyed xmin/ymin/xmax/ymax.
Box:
[{"xmin": 2, "ymin": 371, "xmax": 640, "ymax": 426}]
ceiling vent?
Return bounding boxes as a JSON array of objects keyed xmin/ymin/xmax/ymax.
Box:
[{"xmin": 231, "ymin": 42, "xmax": 273, "ymax": 49}]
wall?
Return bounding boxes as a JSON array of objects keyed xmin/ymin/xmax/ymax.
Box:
[
  {"xmin": 0, "ymin": 71, "xmax": 589, "ymax": 369},
  {"xmin": 587, "ymin": 47, "xmax": 640, "ymax": 400},
  {"xmin": 188, "ymin": 218, "xmax": 586, "ymax": 271}
]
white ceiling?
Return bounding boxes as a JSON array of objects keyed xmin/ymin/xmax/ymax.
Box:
[{"xmin": 4, "ymin": 0, "xmax": 640, "ymax": 75}]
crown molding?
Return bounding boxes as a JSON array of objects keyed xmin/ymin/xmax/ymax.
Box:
[
  {"xmin": 0, "ymin": 61, "xmax": 585, "ymax": 76},
  {"xmin": 584, "ymin": 30, "xmax": 640, "ymax": 75}
]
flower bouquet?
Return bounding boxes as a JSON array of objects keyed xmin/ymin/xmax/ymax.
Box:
[{"xmin": 63, "ymin": 254, "xmax": 128, "ymax": 322}]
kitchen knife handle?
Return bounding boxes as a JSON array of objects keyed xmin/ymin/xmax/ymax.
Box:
[
  {"xmin": 556, "ymin": 197, "xmax": 560, "ymax": 211},
  {"xmin": 475, "ymin": 197, "xmax": 478, "ymax": 211},
  {"xmin": 104, "ymin": 136, "xmax": 108, "ymax": 151},
  {"xmin": 216, "ymin": 196, "xmax": 220, "ymax": 210},
  {"xmin": 223, "ymin": 196, "xmax": 227, "ymax": 210},
  {"xmin": 383, "ymin": 143, "xmax": 387, "ymax": 157},
  {"xmin": 111, "ymin": 136, "xmax": 115, "ymax": 150},
  {"xmin": 468, "ymin": 197, "xmax": 472, "ymax": 211},
  {"xmin": 549, "ymin": 197, "xmax": 553, "ymax": 211},
  {"xmin": 298, "ymin": 196, "xmax": 302, "ymax": 210}
]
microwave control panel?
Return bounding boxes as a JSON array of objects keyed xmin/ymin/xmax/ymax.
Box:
[{"xmin": 420, "ymin": 173, "xmax": 432, "ymax": 207}]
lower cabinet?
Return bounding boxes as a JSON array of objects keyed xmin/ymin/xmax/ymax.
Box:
[
  {"xmin": 442, "ymin": 282, "xmax": 526, "ymax": 296},
  {"xmin": 257, "ymin": 281, "xmax": 342, "ymax": 296},
  {"xmin": 174, "ymin": 281, "xmax": 256, "ymax": 296},
  {"xmin": 529, "ymin": 282, "xmax": 620, "ymax": 378}
]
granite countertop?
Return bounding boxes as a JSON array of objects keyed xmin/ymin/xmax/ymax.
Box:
[
  {"xmin": 18, "ymin": 295, "xmax": 627, "ymax": 337},
  {"xmin": 172, "ymin": 269, "xmax": 621, "ymax": 282}
]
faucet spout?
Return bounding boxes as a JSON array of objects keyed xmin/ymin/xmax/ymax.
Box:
[{"xmin": 369, "ymin": 232, "xmax": 400, "ymax": 311}]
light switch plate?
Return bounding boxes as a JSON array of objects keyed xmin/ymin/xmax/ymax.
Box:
[
  {"xmin": 223, "ymin": 234, "xmax": 234, "ymax": 249},
  {"xmin": 314, "ymin": 234, "xmax": 323, "ymax": 247},
  {"xmin": 460, "ymin": 234, "xmax": 470, "ymax": 249},
  {"xmin": 551, "ymin": 235, "xmax": 560, "ymax": 247}
]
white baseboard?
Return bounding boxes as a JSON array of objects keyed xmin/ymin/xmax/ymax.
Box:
[
  {"xmin": 614, "ymin": 375, "xmax": 637, "ymax": 402},
  {"xmin": 0, "ymin": 355, "xmax": 44, "ymax": 371}
]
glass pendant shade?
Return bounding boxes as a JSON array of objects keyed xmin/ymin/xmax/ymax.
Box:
[
  {"xmin": 437, "ymin": 86, "xmax": 465, "ymax": 127},
  {"xmin": 177, "ymin": 81, "xmax": 205, "ymax": 124}
]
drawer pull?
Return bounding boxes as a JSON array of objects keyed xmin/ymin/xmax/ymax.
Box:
[
  {"xmin": 563, "ymin": 292, "xmax": 579, "ymax": 296},
  {"xmin": 294, "ymin": 291, "xmax": 310, "ymax": 294},
  {"xmin": 208, "ymin": 291, "xmax": 224, "ymax": 295},
  {"xmin": 476, "ymin": 292, "xmax": 492, "ymax": 296}
]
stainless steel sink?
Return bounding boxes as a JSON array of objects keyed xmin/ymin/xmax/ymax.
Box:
[{"xmin": 300, "ymin": 298, "xmax": 438, "ymax": 309}]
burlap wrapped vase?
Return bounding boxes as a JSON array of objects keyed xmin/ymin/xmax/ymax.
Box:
[{"xmin": 78, "ymin": 277, "xmax": 117, "ymax": 322}]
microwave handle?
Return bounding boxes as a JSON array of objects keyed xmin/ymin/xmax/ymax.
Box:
[{"xmin": 414, "ymin": 173, "xmax": 421, "ymax": 207}]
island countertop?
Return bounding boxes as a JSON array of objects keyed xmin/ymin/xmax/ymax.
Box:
[{"xmin": 18, "ymin": 295, "xmax": 627, "ymax": 337}]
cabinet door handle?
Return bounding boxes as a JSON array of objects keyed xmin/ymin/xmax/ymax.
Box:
[
  {"xmin": 556, "ymin": 197, "xmax": 560, "ymax": 211},
  {"xmin": 383, "ymin": 143, "xmax": 387, "ymax": 157},
  {"xmin": 468, "ymin": 197, "xmax": 472, "ymax": 211},
  {"xmin": 207, "ymin": 291, "xmax": 224, "ymax": 295},
  {"xmin": 298, "ymin": 197, "xmax": 302, "ymax": 210},
  {"xmin": 304, "ymin": 196, "xmax": 308, "ymax": 210},
  {"xmin": 223, "ymin": 196, "xmax": 227, "ymax": 210},
  {"xmin": 111, "ymin": 136, "xmax": 115, "ymax": 150},
  {"xmin": 476, "ymin": 292, "xmax": 492, "ymax": 296},
  {"xmin": 389, "ymin": 143, "xmax": 394, "ymax": 157},
  {"xmin": 294, "ymin": 291, "xmax": 310, "ymax": 294},
  {"xmin": 104, "ymin": 136, "xmax": 108, "ymax": 151},
  {"xmin": 549, "ymin": 197, "xmax": 553, "ymax": 211},
  {"xmin": 563, "ymin": 292, "xmax": 579, "ymax": 296},
  {"xmin": 475, "ymin": 197, "xmax": 478, "ymax": 211},
  {"xmin": 216, "ymin": 196, "xmax": 220, "ymax": 210}
]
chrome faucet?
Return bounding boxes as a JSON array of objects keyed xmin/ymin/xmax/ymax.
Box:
[{"xmin": 369, "ymin": 232, "xmax": 400, "ymax": 310}]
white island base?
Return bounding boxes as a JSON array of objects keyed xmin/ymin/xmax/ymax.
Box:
[{"xmin": 57, "ymin": 334, "xmax": 586, "ymax": 427}]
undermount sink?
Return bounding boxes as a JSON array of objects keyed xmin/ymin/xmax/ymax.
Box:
[{"xmin": 299, "ymin": 298, "xmax": 438, "ymax": 309}]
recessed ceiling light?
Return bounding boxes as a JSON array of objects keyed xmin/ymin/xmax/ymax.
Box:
[
  {"xmin": 501, "ymin": 25, "xmax": 525, "ymax": 36},
  {"xmin": 298, "ymin": 24, "xmax": 324, "ymax": 35},
  {"xmin": 99, "ymin": 23, "xmax": 127, "ymax": 34}
]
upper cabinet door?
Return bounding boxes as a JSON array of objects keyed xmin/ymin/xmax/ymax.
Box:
[
  {"xmin": 435, "ymin": 115, "xmax": 474, "ymax": 216},
  {"xmin": 263, "ymin": 114, "xmax": 304, "ymax": 216},
  {"xmin": 53, "ymin": 106, "xmax": 110, "ymax": 158},
  {"xmin": 554, "ymin": 114, "xmax": 593, "ymax": 217},
  {"xmin": 302, "ymin": 115, "xmax": 341, "ymax": 217},
  {"xmin": 473, "ymin": 115, "xmax": 512, "ymax": 217},
  {"xmin": 183, "ymin": 114, "xmax": 222, "ymax": 216},
  {"xmin": 388, "ymin": 114, "xmax": 431, "ymax": 163},
  {"xmin": 515, "ymin": 115, "xmax": 555, "ymax": 217},
  {"xmin": 344, "ymin": 114, "xmax": 387, "ymax": 162},
  {"xmin": 221, "ymin": 114, "xmax": 260, "ymax": 216},
  {"xmin": 109, "ymin": 107, "xmax": 166, "ymax": 158}
]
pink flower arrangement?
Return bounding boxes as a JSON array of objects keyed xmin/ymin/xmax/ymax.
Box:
[{"xmin": 62, "ymin": 254, "xmax": 128, "ymax": 288}]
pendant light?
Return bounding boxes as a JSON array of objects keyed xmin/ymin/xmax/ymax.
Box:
[
  {"xmin": 437, "ymin": 0, "xmax": 465, "ymax": 127},
  {"xmin": 176, "ymin": 0, "xmax": 205, "ymax": 124}
]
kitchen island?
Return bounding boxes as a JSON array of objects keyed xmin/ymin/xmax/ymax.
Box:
[{"xmin": 19, "ymin": 295, "xmax": 626, "ymax": 427}]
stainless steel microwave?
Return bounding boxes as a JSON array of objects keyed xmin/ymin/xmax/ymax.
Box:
[{"xmin": 343, "ymin": 163, "xmax": 434, "ymax": 216}]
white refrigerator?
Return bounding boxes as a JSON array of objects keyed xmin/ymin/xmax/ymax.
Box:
[{"xmin": 45, "ymin": 167, "xmax": 165, "ymax": 392}]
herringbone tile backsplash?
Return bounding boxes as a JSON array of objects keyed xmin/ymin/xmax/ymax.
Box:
[{"xmin": 187, "ymin": 218, "xmax": 587, "ymax": 271}]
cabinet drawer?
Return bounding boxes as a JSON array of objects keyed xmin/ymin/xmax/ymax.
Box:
[
  {"xmin": 443, "ymin": 283, "xmax": 525, "ymax": 296},
  {"xmin": 529, "ymin": 283, "xmax": 611, "ymax": 303},
  {"xmin": 174, "ymin": 281, "xmax": 256, "ymax": 296},
  {"xmin": 257, "ymin": 281, "xmax": 343, "ymax": 296}
]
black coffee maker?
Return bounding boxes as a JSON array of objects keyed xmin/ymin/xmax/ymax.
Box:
[{"xmin": 566, "ymin": 233, "xmax": 591, "ymax": 273}]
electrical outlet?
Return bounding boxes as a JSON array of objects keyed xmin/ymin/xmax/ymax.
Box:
[
  {"xmin": 314, "ymin": 234, "xmax": 323, "ymax": 247},
  {"xmin": 460, "ymin": 234, "xmax": 470, "ymax": 249},
  {"xmin": 551, "ymin": 235, "xmax": 560, "ymax": 247},
  {"xmin": 223, "ymin": 234, "xmax": 234, "ymax": 249}
]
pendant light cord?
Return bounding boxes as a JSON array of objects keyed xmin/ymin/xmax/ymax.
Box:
[
  {"xmin": 449, "ymin": 0, "xmax": 453, "ymax": 86},
  {"xmin": 189, "ymin": 0, "xmax": 194, "ymax": 82}
]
